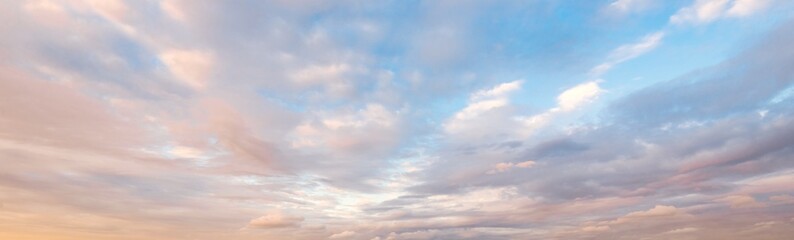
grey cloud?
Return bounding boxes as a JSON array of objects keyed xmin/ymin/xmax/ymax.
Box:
[
  {"xmin": 404, "ymin": 20, "xmax": 794, "ymax": 229},
  {"xmin": 529, "ymin": 137, "xmax": 589, "ymax": 159}
]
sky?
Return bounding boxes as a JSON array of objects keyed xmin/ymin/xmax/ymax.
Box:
[{"xmin": 1, "ymin": 0, "xmax": 794, "ymax": 239}]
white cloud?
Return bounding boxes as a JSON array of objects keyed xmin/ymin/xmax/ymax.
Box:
[
  {"xmin": 451, "ymin": 99, "xmax": 509, "ymax": 122},
  {"xmin": 169, "ymin": 146, "xmax": 204, "ymax": 159},
  {"xmin": 444, "ymin": 79, "xmax": 601, "ymax": 139},
  {"xmin": 557, "ymin": 81, "xmax": 603, "ymax": 111},
  {"xmin": 718, "ymin": 195, "xmax": 765, "ymax": 208},
  {"xmin": 727, "ymin": 0, "xmax": 771, "ymax": 17},
  {"xmin": 590, "ymin": 32, "xmax": 664, "ymax": 77},
  {"xmin": 444, "ymin": 80, "xmax": 522, "ymax": 134},
  {"xmin": 581, "ymin": 225, "xmax": 611, "ymax": 232},
  {"xmin": 487, "ymin": 160, "xmax": 536, "ymax": 174},
  {"xmin": 290, "ymin": 63, "xmax": 352, "ymax": 85},
  {"xmin": 607, "ymin": 0, "xmax": 652, "ymax": 14},
  {"xmin": 160, "ymin": 0, "xmax": 187, "ymax": 22},
  {"xmin": 291, "ymin": 103, "xmax": 400, "ymax": 153},
  {"xmin": 665, "ymin": 227, "xmax": 699, "ymax": 234},
  {"xmin": 577, "ymin": 205, "xmax": 692, "ymax": 234},
  {"xmin": 670, "ymin": 0, "xmax": 771, "ymax": 25},
  {"xmin": 329, "ymin": 230, "xmax": 356, "ymax": 239},
  {"xmin": 626, "ymin": 205, "xmax": 681, "ymax": 217},
  {"xmin": 471, "ymin": 80, "xmax": 522, "ymax": 101},
  {"xmin": 517, "ymin": 80, "xmax": 604, "ymax": 135},
  {"xmin": 670, "ymin": 0, "xmax": 729, "ymax": 25},
  {"xmin": 770, "ymin": 194, "xmax": 794, "ymax": 204},
  {"xmin": 289, "ymin": 63, "xmax": 367, "ymax": 98},
  {"xmin": 613, "ymin": 205, "xmax": 690, "ymax": 224},
  {"xmin": 84, "ymin": 0, "xmax": 136, "ymax": 34},
  {"xmin": 247, "ymin": 211, "xmax": 304, "ymax": 229},
  {"xmin": 159, "ymin": 49, "xmax": 214, "ymax": 90},
  {"xmin": 738, "ymin": 173, "xmax": 794, "ymax": 194},
  {"xmin": 515, "ymin": 161, "xmax": 536, "ymax": 168},
  {"xmin": 23, "ymin": 0, "xmax": 69, "ymax": 27},
  {"xmin": 609, "ymin": 32, "xmax": 665, "ymax": 65}
]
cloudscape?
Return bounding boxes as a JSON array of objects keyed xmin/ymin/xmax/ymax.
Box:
[{"xmin": 2, "ymin": 0, "xmax": 794, "ymax": 239}]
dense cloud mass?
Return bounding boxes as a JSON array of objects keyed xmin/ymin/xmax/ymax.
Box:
[{"xmin": 1, "ymin": 0, "xmax": 793, "ymax": 239}]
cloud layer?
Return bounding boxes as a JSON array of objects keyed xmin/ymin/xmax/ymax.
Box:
[{"xmin": 1, "ymin": 1, "xmax": 794, "ymax": 239}]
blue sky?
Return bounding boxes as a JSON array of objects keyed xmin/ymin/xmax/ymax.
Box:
[{"xmin": 1, "ymin": 0, "xmax": 794, "ymax": 239}]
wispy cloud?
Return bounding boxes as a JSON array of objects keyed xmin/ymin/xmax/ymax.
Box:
[
  {"xmin": 589, "ymin": 31, "xmax": 665, "ymax": 77},
  {"xmin": 670, "ymin": 0, "xmax": 773, "ymax": 25}
]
